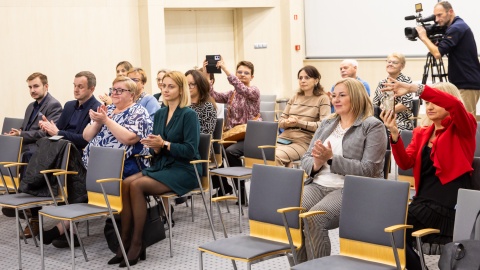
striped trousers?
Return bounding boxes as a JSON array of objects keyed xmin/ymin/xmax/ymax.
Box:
[{"xmin": 296, "ymin": 183, "xmax": 343, "ymax": 263}]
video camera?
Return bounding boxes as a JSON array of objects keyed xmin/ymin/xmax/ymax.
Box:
[{"xmin": 404, "ymin": 3, "xmax": 446, "ymax": 42}]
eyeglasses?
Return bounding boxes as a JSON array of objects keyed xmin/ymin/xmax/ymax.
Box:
[
  {"xmin": 110, "ymin": 87, "xmax": 131, "ymax": 95},
  {"xmin": 236, "ymin": 70, "xmax": 251, "ymax": 76},
  {"xmin": 188, "ymin": 83, "xmax": 197, "ymax": 89},
  {"xmin": 130, "ymin": 78, "xmax": 141, "ymax": 83},
  {"xmin": 298, "ymin": 76, "xmax": 312, "ymax": 81},
  {"xmin": 386, "ymin": 60, "xmax": 400, "ymax": 65}
]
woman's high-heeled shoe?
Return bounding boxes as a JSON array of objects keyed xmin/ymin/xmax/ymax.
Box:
[
  {"xmin": 119, "ymin": 245, "xmax": 146, "ymax": 268},
  {"xmin": 107, "ymin": 255, "xmax": 123, "ymax": 265}
]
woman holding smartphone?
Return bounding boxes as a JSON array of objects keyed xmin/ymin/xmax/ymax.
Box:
[{"xmin": 373, "ymin": 52, "xmax": 414, "ymax": 130}]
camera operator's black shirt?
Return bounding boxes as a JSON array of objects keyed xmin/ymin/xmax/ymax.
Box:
[{"xmin": 438, "ymin": 16, "xmax": 480, "ymax": 90}]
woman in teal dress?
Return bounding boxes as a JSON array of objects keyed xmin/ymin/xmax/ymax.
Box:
[{"xmin": 109, "ymin": 71, "xmax": 201, "ymax": 267}]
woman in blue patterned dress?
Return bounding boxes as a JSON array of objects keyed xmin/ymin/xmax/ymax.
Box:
[{"xmin": 82, "ymin": 75, "xmax": 152, "ymax": 178}]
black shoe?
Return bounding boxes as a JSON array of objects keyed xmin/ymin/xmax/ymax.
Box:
[
  {"xmin": 119, "ymin": 245, "xmax": 146, "ymax": 268},
  {"xmin": 212, "ymin": 185, "xmax": 233, "ymax": 198},
  {"xmin": 108, "ymin": 255, "xmax": 124, "ymax": 265},
  {"xmin": 52, "ymin": 233, "xmax": 80, "ymax": 248},
  {"xmin": 41, "ymin": 226, "xmax": 61, "ymax": 245}
]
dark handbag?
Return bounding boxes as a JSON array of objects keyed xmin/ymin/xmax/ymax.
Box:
[
  {"xmin": 438, "ymin": 211, "xmax": 480, "ymax": 270},
  {"xmin": 104, "ymin": 197, "xmax": 166, "ymax": 253}
]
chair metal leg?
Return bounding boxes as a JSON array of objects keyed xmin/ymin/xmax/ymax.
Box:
[
  {"xmin": 237, "ymin": 178, "xmax": 243, "ymax": 233},
  {"xmin": 199, "ymin": 189, "xmax": 216, "ymax": 240},
  {"xmin": 109, "ymin": 214, "xmax": 130, "ymax": 269},
  {"xmin": 86, "ymin": 220, "xmax": 90, "ymax": 236},
  {"xmin": 168, "ymin": 198, "xmax": 173, "ymax": 257},
  {"xmin": 199, "ymin": 250, "xmax": 204, "ymax": 270},
  {"xmin": 191, "ymin": 196, "xmax": 195, "ymax": 222},
  {"xmin": 218, "ymin": 177, "xmax": 231, "ymax": 213},
  {"xmin": 60, "ymin": 220, "xmax": 72, "ymax": 251},
  {"xmin": 231, "ymin": 259, "xmax": 238, "ymax": 270},
  {"xmin": 16, "ymin": 209, "xmax": 22, "ymax": 270},
  {"xmin": 70, "ymin": 221, "xmax": 75, "ymax": 270},
  {"xmin": 247, "ymin": 262, "xmax": 251, "ymax": 270},
  {"xmin": 40, "ymin": 215, "xmax": 44, "ymax": 270},
  {"xmin": 302, "ymin": 218, "xmax": 315, "ymax": 260},
  {"xmin": 72, "ymin": 222, "xmax": 88, "ymax": 262},
  {"xmin": 416, "ymin": 237, "xmax": 427, "ymax": 270},
  {"xmin": 17, "ymin": 216, "xmax": 28, "ymax": 245},
  {"xmin": 22, "ymin": 209, "xmax": 38, "ymax": 247}
]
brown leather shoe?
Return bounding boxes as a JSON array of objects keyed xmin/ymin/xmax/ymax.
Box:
[{"xmin": 21, "ymin": 218, "xmax": 39, "ymax": 239}]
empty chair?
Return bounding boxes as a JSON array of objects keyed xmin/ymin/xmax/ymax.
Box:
[
  {"xmin": 292, "ymin": 175, "xmax": 411, "ymax": 270},
  {"xmin": 199, "ymin": 164, "xmax": 305, "ymax": 270},
  {"xmin": 260, "ymin": 94, "xmax": 277, "ymax": 102},
  {"xmin": 39, "ymin": 146, "xmax": 128, "ymax": 269},
  {"xmin": 1, "ymin": 117, "xmax": 24, "ymax": 135},
  {"xmin": 412, "ymin": 188, "xmax": 480, "ymax": 270},
  {"xmin": 260, "ymin": 101, "xmax": 275, "ymax": 112},
  {"xmin": 260, "ymin": 111, "xmax": 276, "ymax": 122},
  {"xmin": 0, "ymin": 135, "xmax": 23, "ymax": 194},
  {"xmin": 0, "ymin": 142, "xmax": 73, "ymax": 270},
  {"xmin": 210, "ymin": 120, "xmax": 278, "ymax": 232}
]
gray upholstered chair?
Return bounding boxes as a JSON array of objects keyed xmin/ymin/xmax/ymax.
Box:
[
  {"xmin": 38, "ymin": 146, "xmax": 128, "ymax": 269},
  {"xmin": 0, "ymin": 142, "xmax": 78, "ymax": 269},
  {"xmin": 292, "ymin": 175, "xmax": 411, "ymax": 270},
  {"xmin": 475, "ymin": 122, "xmax": 480, "ymax": 157},
  {"xmin": 396, "ymin": 130, "xmax": 415, "ymax": 190},
  {"xmin": 260, "ymin": 94, "xmax": 277, "ymax": 102},
  {"xmin": 210, "ymin": 120, "xmax": 278, "ymax": 232},
  {"xmin": 260, "ymin": 111, "xmax": 276, "ymax": 122},
  {"xmin": 160, "ymin": 133, "xmax": 216, "ymax": 257},
  {"xmin": 412, "ymin": 188, "xmax": 480, "ymax": 270},
  {"xmin": 199, "ymin": 164, "xmax": 305, "ymax": 270},
  {"xmin": 260, "ymin": 101, "xmax": 275, "ymax": 112},
  {"xmin": 1, "ymin": 117, "xmax": 24, "ymax": 135},
  {"xmin": 0, "ymin": 135, "xmax": 23, "ymax": 194}
]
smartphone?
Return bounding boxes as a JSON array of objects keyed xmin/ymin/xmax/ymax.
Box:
[
  {"xmin": 277, "ymin": 138, "xmax": 292, "ymax": 145},
  {"xmin": 206, "ymin": 55, "xmax": 222, "ymax": 74},
  {"xmin": 382, "ymin": 92, "xmax": 396, "ymax": 112}
]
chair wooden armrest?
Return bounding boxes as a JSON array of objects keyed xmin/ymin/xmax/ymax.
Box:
[
  {"xmin": 0, "ymin": 162, "xmax": 13, "ymax": 165},
  {"xmin": 411, "ymin": 228, "xmax": 440, "ymax": 238},
  {"xmin": 96, "ymin": 178, "xmax": 123, "ymax": 183},
  {"xmin": 277, "ymin": 207, "xmax": 305, "ymax": 213},
  {"xmin": 219, "ymin": 140, "xmax": 237, "ymax": 145},
  {"xmin": 299, "ymin": 210, "xmax": 327, "ymax": 219},
  {"xmin": 190, "ymin": 160, "xmax": 210, "ymax": 164},
  {"xmin": 384, "ymin": 224, "xmax": 413, "ymax": 233},
  {"xmin": 258, "ymin": 145, "xmax": 277, "ymax": 149},
  {"xmin": 211, "ymin": 139, "xmax": 222, "ymax": 143},
  {"xmin": 211, "ymin": 195, "xmax": 238, "ymax": 203},
  {"xmin": 53, "ymin": 171, "xmax": 79, "ymax": 176},
  {"xmin": 4, "ymin": 162, "xmax": 28, "ymax": 168},
  {"xmin": 40, "ymin": 169, "xmax": 67, "ymax": 174}
]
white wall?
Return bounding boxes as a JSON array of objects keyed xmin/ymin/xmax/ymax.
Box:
[{"xmin": 0, "ymin": 0, "xmax": 306, "ymax": 128}]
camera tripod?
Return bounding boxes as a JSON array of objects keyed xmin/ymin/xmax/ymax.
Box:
[{"xmin": 422, "ymin": 52, "xmax": 448, "ymax": 84}]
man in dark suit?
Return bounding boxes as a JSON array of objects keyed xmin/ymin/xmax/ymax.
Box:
[
  {"xmin": 21, "ymin": 71, "xmax": 102, "ymax": 243},
  {"xmin": 5, "ymin": 72, "xmax": 63, "ymax": 156},
  {"xmin": 39, "ymin": 71, "xmax": 101, "ymax": 150}
]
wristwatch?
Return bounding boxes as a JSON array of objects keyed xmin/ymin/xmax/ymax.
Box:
[{"xmin": 163, "ymin": 141, "xmax": 170, "ymax": 149}]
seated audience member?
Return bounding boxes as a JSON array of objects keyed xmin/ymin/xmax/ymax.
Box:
[
  {"xmin": 4, "ymin": 72, "xmax": 62, "ymax": 159},
  {"xmin": 82, "ymin": 75, "xmax": 152, "ymax": 178},
  {"xmin": 39, "ymin": 71, "xmax": 102, "ymax": 149},
  {"xmin": 373, "ymin": 53, "xmax": 414, "ymax": 131},
  {"xmin": 106, "ymin": 71, "xmax": 201, "ymax": 267},
  {"xmin": 99, "ymin": 60, "xmax": 133, "ymax": 105},
  {"xmin": 16, "ymin": 71, "xmax": 101, "ymax": 241},
  {"xmin": 332, "ymin": 59, "xmax": 370, "ymax": 95},
  {"xmin": 276, "ymin": 65, "xmax": 330, "ymax": 167},
  {"xmin": 298, "ymin": 78, "xmax": 387, "ymax": 262},
  {"xmin": 127, "ymin": 67, "xmax": 161, "ymax": 117},
  {"xmin": 41, "ymin": 75, "xmax": 152, "ymax": 247},
  {"xmin": 381, "ymin": 81, "xmax": 476, "ymax": 270},
  {"xmin": 203, "ymin": 58, "xmax": 260, "ymax": 201},
  {"xmin": 185, "ymin": 69, "xmax": 217, "ymax": 134},
  {"xmin": 153, "ymin": 69, "xmax": 169, "ymax": 107}
]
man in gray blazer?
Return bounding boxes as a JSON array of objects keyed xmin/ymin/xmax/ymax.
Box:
[{"xmin": 5, "ymin": 72, "xmax": 62, "ymax": 159}]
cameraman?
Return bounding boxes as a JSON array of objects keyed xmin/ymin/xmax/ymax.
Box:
[{"xmin": 416, "ymin": 1, "xmax": 480, "ymax": 118}]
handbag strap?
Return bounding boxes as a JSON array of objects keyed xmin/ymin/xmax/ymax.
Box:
[{"xmin": 450, "ymin": 242, "xmax": 466, "ymax": 269}]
